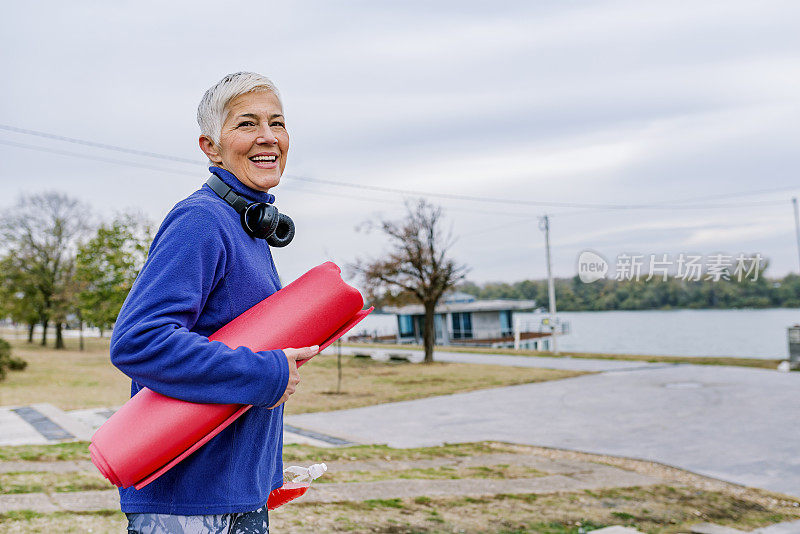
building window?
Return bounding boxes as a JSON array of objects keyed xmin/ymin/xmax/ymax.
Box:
[
  {"xmin": 398, "ymin": 315, "xmax": 414, "ymax": 337},
  {"xmin": 500, "ymin": 310, "xmax": 513, "ymax": 337},
  {"xmin": 451, "ymin": 312, "xmax": 473, "ymax": 339}
]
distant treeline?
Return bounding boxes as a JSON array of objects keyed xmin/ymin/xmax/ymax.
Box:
[{"xmin": 457, "ymin": 273, "xmax": 800, "ymax": 311}]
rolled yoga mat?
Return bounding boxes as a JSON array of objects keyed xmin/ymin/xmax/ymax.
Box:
[{"xmin": 90, "ymin": 261, "xmax": 373, "ymax": 490}]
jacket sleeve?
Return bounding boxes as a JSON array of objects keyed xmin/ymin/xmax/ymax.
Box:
[{"xmin": 109, "ymin": 201, "xmax": 289, "ymax": 407}]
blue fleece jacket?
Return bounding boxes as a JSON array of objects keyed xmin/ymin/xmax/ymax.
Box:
[{"xmin": 110, "ymin": 166, "xmax": 290, "ymax": 515}]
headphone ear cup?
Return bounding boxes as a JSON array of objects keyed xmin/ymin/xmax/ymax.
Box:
[
  {"xmin": 240, "ymin": 209, "xmax": 257, "ymax": 237},
  {"xmin": 267, "ymin": 213, "xmax": 295, "ymax": 247},
  {"xmin": 242, "ymin": 203, "xmax": 279, "ymax": 239}
]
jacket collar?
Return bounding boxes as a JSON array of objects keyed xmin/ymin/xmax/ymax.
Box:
[{"xmin": 208, "ymin": 166, "xmax": 276, "ymax": 204}]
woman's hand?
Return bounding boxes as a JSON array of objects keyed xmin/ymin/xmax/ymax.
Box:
[{"xmin": 269, "ymin": 345, "xmax": 319, "ymax": 408}]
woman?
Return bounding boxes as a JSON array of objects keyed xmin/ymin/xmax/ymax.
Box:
[{"xmin": 110, "ymin": 72, "xmax": 317, "ymax": 533}]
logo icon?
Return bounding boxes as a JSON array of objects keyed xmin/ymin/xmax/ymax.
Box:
[{"xmin": 577, "ymin": 250, "xmax": 608, "ymax": 283}]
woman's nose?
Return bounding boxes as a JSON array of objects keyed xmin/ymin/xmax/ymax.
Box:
[{"xmin": 256, "ymin": 125, "xmax": 278, "ymax": 144}]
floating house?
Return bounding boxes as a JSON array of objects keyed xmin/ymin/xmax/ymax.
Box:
[{"xmin": 384, "ymin": 292, "xmax": 563, "ymax": 350}]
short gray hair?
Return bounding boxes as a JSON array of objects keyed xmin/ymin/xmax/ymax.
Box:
[{"xmin": 197, "ymin": 72, "xmax": 282, "ymax": 145}]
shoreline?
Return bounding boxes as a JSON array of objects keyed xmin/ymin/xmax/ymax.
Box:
[
  {"xmin": 342, "ymin": 341, "xmax": 786, "ymax": 370},
  {"xmin": 0, "ymin": 327, "xmax": 788, "ymax": 370}
]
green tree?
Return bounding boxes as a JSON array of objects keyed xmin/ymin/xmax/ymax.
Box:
[
  {"xmin": 0, "ymin": 192, "xmax": 90, "ymax": 348},
  {"xmin": 75, "ymin": 212, "xmax": 152, "ymax": 340},
  {"xmin": 0, "ymin": 254, "xmax": 44, "ymax": 342}
]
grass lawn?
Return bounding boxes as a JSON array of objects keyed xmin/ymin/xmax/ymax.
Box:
[
  {"xmin": 345, "ymin": 342, "xmax": 785, "ymax": 370},
  {"xmin": 0, "ymin": 471, "xmax": 110, "ymax": 494},
  {"xmin": 0, "ymin": 331, "xmax": 584, "ymax": 412},
  {"xmin": 0, "ymin": 336, "xmax": 131, "ymax": 410},
  {"xmin": 272, "ymin": 485, "xmax": 800, "ymax": 534},
  {"xmin": 0, "ymin": 441, "xmax": 523, "ymax": 463},
  {"xmin": 5, "ymin": 487, "xmax": 797, "ymax": 534},
  {"xmin": 0, "ymin": 510, "xmax": 125, "ymax": 533}
]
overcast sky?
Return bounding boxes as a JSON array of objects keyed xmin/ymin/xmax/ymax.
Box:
[{"xmin": 2, "ymin": 1, "xmax": 799, "ymax": 286}]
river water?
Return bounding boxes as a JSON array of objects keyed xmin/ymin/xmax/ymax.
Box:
[{"xmin": 356, "ymin": 308, "xmax": 800, "ymax": 359}]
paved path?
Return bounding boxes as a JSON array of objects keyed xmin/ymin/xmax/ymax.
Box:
[
  {"xmin": 0, "ymin": 349, "xmax": 667, "ymax": 448},
  {"xmin": 691, "ymin": 520, "xmax": 800, "ymax": 534},
  {"xmin": 288, "ymin": 362, "xmax": 800, "ymax": 498},
  {"xmin": 0, "ymin": 404, "xmax": 342, "ymax": 448}
]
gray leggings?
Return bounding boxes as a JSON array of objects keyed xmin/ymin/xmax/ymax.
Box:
[{"xmin": 126, "ymin": 504, "xmax": 268, "ymax": 534}]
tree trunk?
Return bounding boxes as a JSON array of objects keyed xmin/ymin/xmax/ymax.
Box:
[
  {"xmin": 27, "ymin": 322, "xmax": 35, "ymax": 343},
  {"xmin": 79, "ymin": 318, "xmax": 84, "ymax": 351},
  {"xmin": 55, "ymin": 322, "xmax": 65, "ymax": 349},
  {"xmin": 40, "ymin": 318, "xmax": 49, "ymax": 346},
  {"xmin": 423, "ymin": 301, "xmax": 436, "ymax": 363}
]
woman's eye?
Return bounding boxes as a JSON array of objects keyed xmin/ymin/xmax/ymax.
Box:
[
  {"xmin": 238, "ymin": 121, "xmax": 256, "ymax": 127},
  {"xmin": 271, "ymin": 121, "xmax": 285, "ymax": 128}
]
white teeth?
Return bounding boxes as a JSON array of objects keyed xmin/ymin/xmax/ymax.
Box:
[{"xmin": 250, "ymin": 155, "xmax": 277, "ymax": 162}]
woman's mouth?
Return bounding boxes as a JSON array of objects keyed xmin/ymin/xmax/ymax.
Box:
[{"xmin": 249, "ymin": 154, "xmax": 278, "ymax": 169}]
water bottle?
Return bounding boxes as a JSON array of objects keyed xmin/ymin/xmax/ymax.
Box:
[{"xmin": 267, "ymin": 463, "xmax": 327, "ymax": 510}]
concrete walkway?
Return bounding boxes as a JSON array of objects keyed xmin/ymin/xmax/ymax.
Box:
[
  {"xmin": 289, "ymin": 358, "xmax": 800, "ymax": 498},
  {"xmin": 0, "ymin": 404, "xmax": 342, "ymax": 448},
  {"xmin": 0, "ymin": 349, "xmax": 666, "ymax": 448}
]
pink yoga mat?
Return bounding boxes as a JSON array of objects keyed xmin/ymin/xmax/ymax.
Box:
[{"xmin": 90, "ymin": 261, "xmax": 372, "ymax": 490}]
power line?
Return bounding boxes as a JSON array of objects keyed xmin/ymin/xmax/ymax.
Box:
[
  {"xmin": 1, "ymin": 124, "xmax": 582, "ymax": 207},
  {"xmin": 0, "ymin": 139, "xmax": 530, "ymax": 218},
  {"xmin": 5, "ymin": 124, "xmax": 795, "ymax": 285},
  {"xmin": 0, "ymin": 138, "xmax": 202, "ymax": 177},
  {"xmin": 4, "ymin": 132, "xmax": 796, "ymax": 264},
  {"xmin": 0, "ymin": 123, "xmax": 205, "ymax": 165},
  {"xmin": 1, "ymin": 123, "xmax": 797, "ymax": 210},
  {"xmin": 285, "ymin": 174, "xmax": 791, "ymax": 210},
  {"xmin": 0, "ymin": 138, "xmax": 538, "ymax": 216},
  {"xmin": 283, "ymin": 180, "xmax": 538, "ymax": 217},
  {"xmin": 651, "ymin": 184, "xmax": 800, "ymax": 205}
]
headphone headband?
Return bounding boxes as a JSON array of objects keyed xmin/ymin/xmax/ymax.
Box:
[{"xmin": 206, "ymin": 174, "xmax": 249, "ymax": 213}]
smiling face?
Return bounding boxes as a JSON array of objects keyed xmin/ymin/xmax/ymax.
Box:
[{"xmin": 199, "ymin": 90, "xmax": 289, "ymax": 192}]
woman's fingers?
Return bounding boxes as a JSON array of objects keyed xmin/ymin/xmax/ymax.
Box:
[
  {"xmin": 269, "ymin": 345, "xmax": 318, "ymax": 409},
  {"xmin": 283, "ymin": 345, "xmax": 320, "ymax": 360}
]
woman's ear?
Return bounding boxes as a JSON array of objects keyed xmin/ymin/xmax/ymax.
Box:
[{"xmin": 199, "ymin": 135, "xmax": 223, "ymax": 164}]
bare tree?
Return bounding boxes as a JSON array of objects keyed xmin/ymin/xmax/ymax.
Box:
[
  {"xmin": 350, "ymin": 199, "xmax": 468, "ymax": 363},
  {"xmin": 0, "ymin": 192, "xmax": 90, "ymax": 348}
]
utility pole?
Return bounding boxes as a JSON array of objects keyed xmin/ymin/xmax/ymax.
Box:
[
  {"xmin": 336, "ymin": 339, "xmax": 342, "ymax": 394},
  {"xmin": 538, "ymin": 215, "xmax": 558, "ymax": 354},
  {"xmin": 793, "ymin": 197, "xmax": 800, "ymax": 273}
]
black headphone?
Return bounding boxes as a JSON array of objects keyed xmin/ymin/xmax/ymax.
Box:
[{"xmin": 206, "ymin": 174, "xmax": 295, "ymax": 247}]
